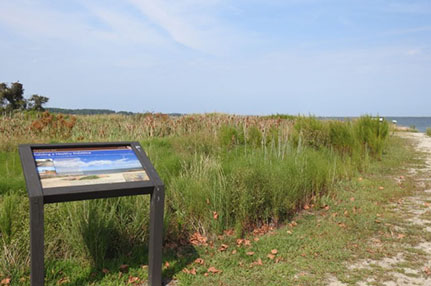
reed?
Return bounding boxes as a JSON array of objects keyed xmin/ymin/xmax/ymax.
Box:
[{"xmin": 0, "ymin": 112, "xmax": 390, "ymax": 276}]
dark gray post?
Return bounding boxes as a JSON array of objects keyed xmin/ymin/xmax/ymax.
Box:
[
  {"xmin": 29, "ymin": 195, "xmax": 44, "ymax": 286},
  {"xmin": 148, "ymin": 185, "xmax": 165, "ymax": 286}
]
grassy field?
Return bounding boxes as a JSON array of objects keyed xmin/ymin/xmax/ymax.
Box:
[{"xmin": 0, "ymin": 111, "xmax": 414, "ymax": 285}]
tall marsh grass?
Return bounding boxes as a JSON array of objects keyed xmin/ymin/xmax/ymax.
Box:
[{"xmin": 0, "ymin": 112, "xmax": 390, "ymax": 274}]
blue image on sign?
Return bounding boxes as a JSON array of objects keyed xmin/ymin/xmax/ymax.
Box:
[{"xmin": 33, "ymin": 146, "xmax": 149, "ymax": 188}]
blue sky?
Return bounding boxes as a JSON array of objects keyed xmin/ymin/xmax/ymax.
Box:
[{"xmin": 0, "ymin": 0, "xmax": 430, "ymax": 116}]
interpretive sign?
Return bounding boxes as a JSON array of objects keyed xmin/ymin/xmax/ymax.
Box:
[{"xmin": 19, "ymin": 142, "xmax": 164, "ymax": 286}]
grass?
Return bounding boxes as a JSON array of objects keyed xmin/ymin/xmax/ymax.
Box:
[
  {"xmin": 0, "ymin": 111, "xmax": 415, "ymax": 285},
  {"xmin": 0, "ymin": 134, "xmax": 412, "ymax": 286},
  {"xmin": 159, "ymin": 135, "xmax": 420, "ymax": 286},
  {"xmin": 78, "ymin": 175, "xmax": 100, "ymax": 181}
]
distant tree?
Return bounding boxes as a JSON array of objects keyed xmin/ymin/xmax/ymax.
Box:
[
  {"xmin": 0, "ymin": 82, "xmax": 27, "ymax": 111},
  {"xmin": 0, "ymin": 83, "xmax": 6, "ymax": 110},
  {"xmin": 0, "ymin": 82, "xmax": 50, "ymax": 112},
  {"xmin": 28, "ymin": 94, "xmax": 49, "ymax": 111},
  {"xmin": 46, "ymin": 108, "xmax": 116, "ymax": 115}
]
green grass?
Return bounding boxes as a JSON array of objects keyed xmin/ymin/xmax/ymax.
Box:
[
  {"xmin": 0, "ymin": 112, "xmax": 409, "ymax": 285},
  {"xmin": 78, "ymin": 175, "xmax": 100, "ymax": 181},
  {"xmin": 8, "ymin": 134, "xmax": 412, "ymax": 286},
  {"xmin": 0, "ymin": 152, "xmax": 26, "ymax": 196},
  {"xmin": 159, "ymin": 135, "xmax": 419, "ymax": 286}
]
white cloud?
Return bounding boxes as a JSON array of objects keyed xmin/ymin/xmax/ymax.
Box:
[
  {"xmin": 0, "ymin": 1, "xmax": 167, "ymax": 48},
  {"xmin": 126, "ymin": 0, "xmax": 240, "ymax": 54},
  {"xmin": 85, "ymin": 160, "xmax": 116, "ymax": 167},
  {"xmin": 80, "ymin": 3, "xmax": 168, "ymax": 47},
  {"xmin": 127, "ymin": 0, "xmax": 200, "ymax": 47},
  {"xmin": 53, "ymin": 158, "xmax": 141, "ymax": 172},
  {"xmin": 0, "ymin": 0, "xmax": 245, "ymax": 55},
  {"xmin": 407, "ymin": 48, "xmax": 421, "ymax": 55},
  {"xmin": 0, "ymin": 1, "xmax": 92, "ymax": 41}
]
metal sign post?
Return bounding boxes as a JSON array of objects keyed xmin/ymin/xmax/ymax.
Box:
[{"xmin": 19, "ymin": 142, "xmax": 164, "ymax": 286}]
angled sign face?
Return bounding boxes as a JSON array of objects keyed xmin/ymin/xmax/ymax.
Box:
[
  {"xmin": 20, "ymin": 142, "xmax": 163, "ymax": 204},
  {"xmin": 33, "ymin": 146, "xmax": 150, "ymax": 189}
]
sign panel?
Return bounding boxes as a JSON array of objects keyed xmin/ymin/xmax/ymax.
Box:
[{"xmin": 32, "ymin": 146, "xmax": 150, "ymax": 189}]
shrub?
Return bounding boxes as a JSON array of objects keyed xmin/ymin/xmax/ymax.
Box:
[
  {"xmin": 426, "ymin": 128, "xmax": 431, "ymax": 137},
  {"xmin": 247, "ymin": 126, "xmax": 262, "ymax": 148},
  {"xmin": 265, "ymin": 125, "xmax": 280, "ymax": 146},
  {"xmin": 169, "ymin": 155, "xmax": 229, "ymax": 235},
  {"xmin": 30, "ymin": 111, "xmax": 76, "ymax": 138},
  {"xmin": 328, "ymin": 120, "xmax": 355, "ymax": 155},
  {"xmin": 59, "ymin": 199, "xmax": 119, "ymax": 267},
  {"xmin": 293, "ymin": 116, "xmax": 330, "ymax": 149},
  {"xmin": 353, "ymin": 116, "xmax": 389, "ymax": 159},
  {"xmin": 218, "ymin": 125, "xmax": 241, "ymax": 148}
]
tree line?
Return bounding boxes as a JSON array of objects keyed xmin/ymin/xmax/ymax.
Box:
[
  {"xmin": 47, "ymin": 108, "xmax": 119, "ymax": 115},
  {"xmin": 0, "ymin": 82, "xmax": 49, "ymax": 112}
]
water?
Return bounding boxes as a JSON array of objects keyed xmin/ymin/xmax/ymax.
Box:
[
  {"xmin": 322, "ymin": 117, "xmax": 431, "ymax": 133},
  {"xmin": 385, "ymin": 117, "xmax": 431, "ymax": 133}
]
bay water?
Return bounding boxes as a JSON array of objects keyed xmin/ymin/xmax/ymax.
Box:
[
  {"xmin": 323, "ymin": 117, "xmax": 431, "ymax": 133},
  {"xmin": 385, "ymin": 117, "xmax": 431, "ymax": 133}
]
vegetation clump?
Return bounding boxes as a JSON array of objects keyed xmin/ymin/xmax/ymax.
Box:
[{"xmin": 0, "ymin": 111, "xmax": 391, "ymax": 280}]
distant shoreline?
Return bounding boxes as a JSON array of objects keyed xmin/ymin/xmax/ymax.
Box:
[
  {"xmin": 46, "ymin": 107, "xmax": 431, "ymax": 118},
  {"xmin": 43, "ymin": 108, "xmax": 431, "ymax": 132}
]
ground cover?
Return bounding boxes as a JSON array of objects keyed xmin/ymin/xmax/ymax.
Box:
[
  {"xmin": 159, "ymin": 134, "xmax": 421, "ymax": 286},
  {"xmin": 0, "ymin": 112, "xmax": 407, "ymax": 285},
  {"xmin": 324, "ymin": 132, "xmax": 431, "ymax": 285}
]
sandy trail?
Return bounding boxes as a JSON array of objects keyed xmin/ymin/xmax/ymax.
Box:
[{"xmin": 329, "ymin": 132, "xmax": 431, "ymax": 286}]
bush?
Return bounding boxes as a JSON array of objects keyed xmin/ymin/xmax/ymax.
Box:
[
  {"xmin": 293, "ymin": 116, "xmax": 330, "ymax": 149},
  {"xmin": 57, "ymin": 199, "xmax": 120, "ymax": 267},
  {"xmin": 353, "ymin": 116, "xmax": 389, "ymax": 159},
  {"xmin": 219, "ymin": 125, "xmax": 241, "ymax": 148},
  {"xmin": 426, "ymin": 128, "xmax": 431, "ymax": 137},
  {"xmin": 328, "ymin": 120, "xmax": 355, "ymax": 155},
  {"xmin": 247, "ymin": 126, "xmax": 262, "ymax": 147},
  {"xmin": 169, "ymin": 155, "xmax": 229, "ymax": 235}
]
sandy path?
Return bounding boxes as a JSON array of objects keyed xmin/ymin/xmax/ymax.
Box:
[{"xmin": 329, "ymin": 132, "xmax": 431, "ymax": 286}]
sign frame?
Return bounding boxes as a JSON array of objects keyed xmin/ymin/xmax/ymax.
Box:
[{"xmin": 19, "ymin": 142, "xmax": 165, "ymax": 286}]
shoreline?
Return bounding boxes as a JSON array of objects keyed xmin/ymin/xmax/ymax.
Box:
[{"xmin": 393, "ymin": 124, "xmax": 427, "ymax": 133}]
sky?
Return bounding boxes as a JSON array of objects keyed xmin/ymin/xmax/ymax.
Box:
[{"xmin": 0, "ymin": 0, "xmax": 430, "ymax": 116}]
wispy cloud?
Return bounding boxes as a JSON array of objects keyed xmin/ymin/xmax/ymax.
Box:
[
  {"xmin": 0, "ymin": 0, "xmax": 245, "ymax": 55},
  {"xmin": 81, "ymin": 3, "xmax": 168, "ymax": 47},
  {"xmin": 0, "ymin": 1, "xmax": 167, "ymax": 48},
  {"xmin": 126, "ymin": 0, "xmax": 242, "ymax": 54},
  {"xmin": 0, "ymin": 1, "xmax": 93, "ymax": 42},
  {"xmin": 407, "ymin": 48, "xmax": 421, "ymax": 55},
  {"xmin": 54, "ymin": 158, "xmax": 141, "ymax": 171}
]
